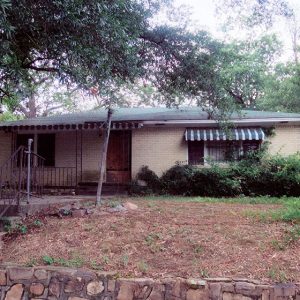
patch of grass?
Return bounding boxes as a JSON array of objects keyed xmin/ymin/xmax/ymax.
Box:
[
  {"xmin": 144, "ymin": 232, "xmax": 163, "ymax": 253},
  {"xmin": 194, "ymin": 244, "xmax": 204, "ymax": 254},
  {"xmin": 25, "ymin": 258, "xmax": 37, "ymax": 267},
  {"xmin": 41, "ymin": 255, "xmax": 84, "ymax": 268},
  {"xmin": 244, "ymin": 200, "xmax": 300, "ymax": 224},
  {"xmin": 270, "ymin": 239, "xmax": 286, "ymax": 251},
  {"xmin": 137, "ymin": 260, "xmax": 149, "ymax": 273},
  {"xmin": 270, "ymin": 225, "xmax": 300, "ymax": 251},
  {"xmin": 4, "ymin": 222, "xmax": 28, "ymax": 235},
  {"xmin": 267, "ymin": 265, "xmax": 288, "ymax": 282},
  {"xmin": 56, "ymin": 256, "xmax": 84, "ymax": 268},
  {"xmin": 132, "ymin": 195, "xmax": 288, "ymax": 205},
  {"xmin": 177, "ymin": 227, "xmax": 192, "ymax": 236},
  {"xmin": 280, "ymin": 201, "xmax": 300, "ymax": 222},
  {"xmin": 90, "ymin": 260, "xmax": 102, "ymax": 270},
  {"xmin": 145, "ymin": 233, "xmax": 161, "ymax": 246},
  {"xmin": 81, "ymin": 201, "xmax": 95, "ymax": 207},
  {"xmin": 199, "ymin": 268, "xmax": 210, "ymax": 277},
  {"xmin": 283, "ymin": 225, "xmax": 300, "ymax": 245},
  {"xmin": 121, "ymin": 254, "xmax": 129, "ymax": 267},
  {"xmin": 107, "ymin": 200, "xmax": 121, "ymax": 208},
  {"xmin": 33, "ymin": 219, "xmax": 44, "ymax": 227},
  {"xmin": 102, "ymin": 255, "xmax": 110, "ymax": 265},
  {"xmin": 42, "ymin": 255, "xmax": 55, "ymax": 265}
]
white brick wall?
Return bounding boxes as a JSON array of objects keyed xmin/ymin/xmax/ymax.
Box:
[
  {"xmin": 132, "ymin": 127, "xmax": 187, "ymax": 178},
  {"xmin": 268, "ymin": 125, "xmax": 300, "ymax": 155}
]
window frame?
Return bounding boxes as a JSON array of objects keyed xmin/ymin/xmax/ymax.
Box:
[{"xmin": 188, "ymin": 139, "xmax": 261, "ymax": 165}]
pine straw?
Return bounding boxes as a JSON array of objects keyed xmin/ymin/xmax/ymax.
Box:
[{"xmin": 2, "ymin": 199, "xmax": 300, "ymax": 282}]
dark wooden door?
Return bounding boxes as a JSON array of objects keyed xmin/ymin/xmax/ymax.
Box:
[{"xmin": 106, "ymin": 131, "xmax": 131, "ymax": 183}]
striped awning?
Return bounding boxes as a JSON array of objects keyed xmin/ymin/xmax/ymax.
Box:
[{"xmin": 185, "ymin": 128, "xmax": 265, "ymax": 141}]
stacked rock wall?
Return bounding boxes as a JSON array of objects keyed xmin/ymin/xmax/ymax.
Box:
[{"xmin": 0, "ymin": 265, "xmax": 299, "ymax": 300}]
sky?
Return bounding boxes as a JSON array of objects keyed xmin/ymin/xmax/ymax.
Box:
[
  {"xmin": 173, "ymin": 0, "xmax": 300, "ymax": 32},
  {"xmin": 171, "ymin": 0, "xmax": 300, "ymax": 60}
]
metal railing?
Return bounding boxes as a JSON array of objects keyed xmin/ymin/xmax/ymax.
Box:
[
  {"xmin": 0, "ymin": 146, "xmax": 25, "ymax": 206},
  {"xmin": 0, "ymin": 145, "xmax": 45, "ymax": 217},
  {"xmin": 43, "ymin": 167, "xmax": 77, "ymax": 188}
]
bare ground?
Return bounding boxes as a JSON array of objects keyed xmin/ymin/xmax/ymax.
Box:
[{"xmin": 2, "ymin": 198, "xmax": 300, "ymax": 282}]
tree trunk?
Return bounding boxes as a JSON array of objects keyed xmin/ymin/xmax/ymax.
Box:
[{"xmin": 96, "ymin": 108, "xmax": 113, "ymax": 206}]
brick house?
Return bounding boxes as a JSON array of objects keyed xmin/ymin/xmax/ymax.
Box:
[{"xmin": 0, "ymin": 107, "xmax": 300, "ymax": 193}]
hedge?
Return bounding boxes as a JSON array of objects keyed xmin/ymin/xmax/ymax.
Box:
[{"xmin": 129, "ymin": 153, "xmax": 300, "ymax": 197}]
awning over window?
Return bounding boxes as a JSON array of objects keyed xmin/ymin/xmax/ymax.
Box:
[{"xmin": 185, "ymin": 127, "xmax": 265, "ymax": 141}]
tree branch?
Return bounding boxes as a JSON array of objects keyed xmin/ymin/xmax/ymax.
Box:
[
  {"xmin": 42, "ymin": 104, "xmax": 65, "ymax": 116},
  {"xmin": 225, "ymin": 88, "xmax": 245, "ymax": 105},
  {"xmin": 23, "ymin": 65, "xmax": 59, "ymax": 72}
]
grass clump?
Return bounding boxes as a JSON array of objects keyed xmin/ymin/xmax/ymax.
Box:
[
  {"xmin": 137, "ymin": 260, "xmax": 149, "ymax": 273},
  {"xmin": 245, "ymin": 200, "xmax": 300, "ymax": 223},
  {"xmin": 41, "ymin": 255, "xmax": 84, "ymax": 268},
  {"xmin": 267, "ymin": 265, "xmax": 288, "ymax": 282}
]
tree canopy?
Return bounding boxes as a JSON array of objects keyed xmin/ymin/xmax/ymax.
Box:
[
  {"xmin": 1, "ymin": 0, "xmax": 235, "ymax": 117},
  {"xmin": 1, "ymin": 0, "xmax": 300, "ymax": 117}
]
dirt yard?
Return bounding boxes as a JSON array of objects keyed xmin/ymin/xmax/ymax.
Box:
[{"xmin": 2, "ymin": 198, "xmax": 300, "ymax": 282}]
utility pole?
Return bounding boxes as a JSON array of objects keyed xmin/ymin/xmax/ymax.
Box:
[{"xmin": 96, "ymin": 108, "xmax": 113, "ymax": 206}]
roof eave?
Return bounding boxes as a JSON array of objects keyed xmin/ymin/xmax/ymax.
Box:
[{"xmin": 142, "ymin": 118, "xmax": 300, "ymax": 126}]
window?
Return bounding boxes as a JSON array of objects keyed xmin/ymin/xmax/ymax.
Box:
[
  {"xmin": 243, "ymin": 140, "xmax": 260, "ymax": 154},
  {"xmin": 188, "ymin": 141, "xmax": 204, "ymax": 165},
  {"xmin": 188, "ymin": 140, "xmax": 260, "ymax": 164},
  {"xmin": 16, "ymin": 134, "xmax": 55, "ymax": 166},
  {"xmin": 206, "ymin": 141, "xmax": 241, "ymax": 162},
  {"xmin": 16, "ymin": 134, "xmax": 34, "ymax": 149},
  {"xmin": 37, "ymin": 134, "xmax": 55, "ymax": 166}
]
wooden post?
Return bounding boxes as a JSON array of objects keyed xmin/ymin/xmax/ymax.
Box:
[
  {"xmin": 96, "ymin": 108, "xmax": 113, "ymax": 206},
  {"xmin": 27, "ymin": 138, "xmax": 33, "ymax": 204}
]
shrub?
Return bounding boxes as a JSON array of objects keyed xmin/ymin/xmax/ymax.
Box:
[
  {"xmin": 161, "ymin": 165, "xmax": 195, "ymax": 195},
  {"xmin": 232, "ymin": 153, "xmax": 300, "ymax": 196},
  {"xmin": 129, "ymin": 166, "xmax": 162, "ymax": 195},
  {"xmin": 130, "ymin": 153, "xmax": 300, "ymax": 197},
  {"xmin": 190, "ymin": 166, "xmax": 241, "ymax": 197}
]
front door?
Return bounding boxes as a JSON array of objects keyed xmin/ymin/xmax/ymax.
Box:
[{"xmin": 106, "ymin": 131, "xmax": 131, "ymax": 183}]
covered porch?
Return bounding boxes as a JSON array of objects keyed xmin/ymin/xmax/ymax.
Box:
[{"xmin": 0, "ymin": 120, "xmax": 143, "ymax": 201}]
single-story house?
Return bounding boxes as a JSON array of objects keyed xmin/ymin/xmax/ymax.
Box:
[{"xmin": 0, "ymin": 107, "xmax": 300, "ymax": 193}]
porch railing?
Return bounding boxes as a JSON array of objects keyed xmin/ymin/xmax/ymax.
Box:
[
  {"xmin": 43, "ymin": 167, "xmax": 77, "ymax": 188},
  {"xmin": 0, "ymin": 146, "xmax": 25, "ymax": 206},
  {"xmin": 0, "ymin": 146, "xmax": 45, "ymax": 217}
]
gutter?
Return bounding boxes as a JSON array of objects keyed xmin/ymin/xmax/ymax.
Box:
[{"xmin": 142, "ymin": 118, "xmax": 300, "ymax": 126}]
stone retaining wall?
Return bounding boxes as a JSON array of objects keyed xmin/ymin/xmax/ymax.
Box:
[{"xmin": 0, "ymin": 265, "xmax": 299, "ymax": 300}]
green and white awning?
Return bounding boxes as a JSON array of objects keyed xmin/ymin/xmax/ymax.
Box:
[{"xmin": 185, "ymin": 128, "xmax": 265, "ymax": 141}]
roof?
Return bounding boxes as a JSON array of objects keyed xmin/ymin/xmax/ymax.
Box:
[{"xmin": 1, "ymin": 107, "xmax": 300, "ymax": 128}]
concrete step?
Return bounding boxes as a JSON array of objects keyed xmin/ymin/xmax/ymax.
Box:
[{"xmin": 75, "ymin": 182, "xmax": 128, "ymax": 195}]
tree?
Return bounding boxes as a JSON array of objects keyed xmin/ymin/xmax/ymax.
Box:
[
  {"xmin": 217, "ymin": 34, "xmax": 281, "ymax": 108},
  {"xmin": 0, "ymin": 0, "xmax": 249, "ymax": 118},
  {"xmin": 216, "ymin": 0, "xmax": 293, "ymax": 32},
  {"xmin": 257, "ymin": 62, "xmax": 300, "ymax": 112},
  {"xmin": 215, "ymin": 0, "xmax": 300, "ymax": 113},
  {"xmin": 2, "ymin": 72, "xmax": 85, "ymax": 118}
]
